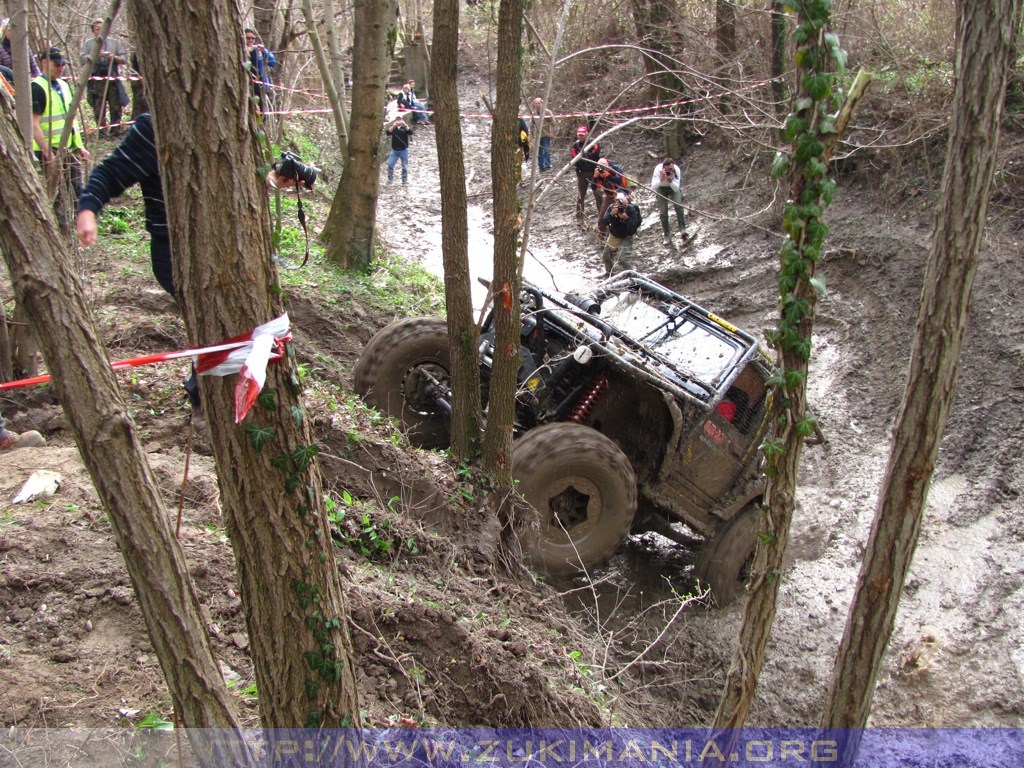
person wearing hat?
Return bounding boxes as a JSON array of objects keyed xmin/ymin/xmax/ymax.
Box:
[
  {"xmin": 79, "ymin": 18, "xmax": 129, "ymax": 137},
  {"xmin": 0, "ymin": 17, "xmax": 41, "ymax": 78},
  {"xmin": 32, "ymin": 47, "xmax": 89, "ymax": 178},
  {"xmin": 600, "ymin": 190, "xmax": 642, "ymax": 277},
  {"xmin": 569, "ymin": 125, "xmax": 602, "ymax": 220}
]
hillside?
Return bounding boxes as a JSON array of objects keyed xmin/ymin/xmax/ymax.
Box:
[{"xmin": 1, "ymin": 82, "xmax": 1023, "ymax": 733}]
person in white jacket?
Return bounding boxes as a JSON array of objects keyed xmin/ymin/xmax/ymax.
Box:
[{"xmin": 651, "ymin": 157, "xmax": 691, "ymax": 248}]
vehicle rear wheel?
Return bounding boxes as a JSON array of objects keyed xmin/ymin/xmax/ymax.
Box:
[
  {"xmin": 512, "ymin": 423, "xmax": 637, "ymax": 576},
  {"xmin": 353, "ymin": 318, "xmax": 452, "ymax": 449},
  {"xmin": 694, "ymin": 502, "xmax": 764, "ymax": 606}
]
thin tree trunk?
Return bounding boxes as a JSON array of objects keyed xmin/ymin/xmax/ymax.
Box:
[
  {"xmin": 710, "ymin": 13, "xmax": 871, "ymax": 726},
  {"xmin": 432, "ymin": 0, "xmax": 481, "ymax": 459},
  {"xmin": 8, "ymin": 0, "xmax": 33, "ymax": 148},
  {"xmin": 770, "ymin": 0, "xmax": 788, "ymax": 124},
  {"xmin": 321, "ymin": 0, "xmax": 395, "ymax": 270},
  {"xmin": 820, "ymin": 1, "xmax": 1021, "ymax": 757},
  {"xmin": 629, "ymin": 0, "xmax": 687, "ymax": 157},
  {"xmin": 301, "ymin": 0, "xmax": 349, "ymax": 152},
  {"xmin": 0, "ymin": 79, "xmax": 243, "ymax": 735},
  {"xmin": 480, "ymin": 0, "xmax": 524, "ymax": 489},
  {"xmin": 127, "ymin": 0, "xmax": 361, "ymax": 728}
]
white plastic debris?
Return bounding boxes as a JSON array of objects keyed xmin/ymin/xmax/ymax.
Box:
[{"xmin": 12, "ymin": 470, "xmax": 61, "ymax": 503}]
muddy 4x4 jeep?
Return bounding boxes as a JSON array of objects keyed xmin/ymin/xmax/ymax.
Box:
[{"xmin": 353, "ymin": 272, "xmax": 771, "ymax": 603}]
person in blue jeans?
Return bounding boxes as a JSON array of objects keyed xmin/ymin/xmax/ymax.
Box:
[
  {"xmin": 531, "ymin": 97, "xmax": 553, "ymax": 171},
  {"xmin": 386, "ymin": 116, "xmax": 413, "ymax": 184}
]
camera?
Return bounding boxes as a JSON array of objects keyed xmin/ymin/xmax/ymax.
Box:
[{"xmin": 273, "ymin": 151, "xmax": 318, "ymax": 189}]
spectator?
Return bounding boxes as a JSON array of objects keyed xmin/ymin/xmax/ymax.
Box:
[
  {"xmin": 407, "ymin": 79, "xmax": 430, "ymax": 124},
  {"xmin": 569, "ymin": 125, "xmax": 601, "ymax": 219},
  {"xmin": 77, "ymin": 112, "xmax": 173, "ymax": 296},
  {"xmin": 244, "ymin": 28, "xmax": 276, "ymax": 112},
  {"xmin": 601, "ymin": 191, "xmax": 642, "ymax": 277},
  {"xmin": 0, "ymin": 18, "xmax": 41, "ymax": 78},
  {"xmin": 593, "ymin": 157, "xmax": 628, "ymax": 240},
  {"xmin": 517, "ymin": 116, "xmax": 530, "ymax": 164},
  {"xmin": 79, "ymin": 18, "xmax": 129, "ymax": 137},
  {"xmin": 0, "ymin": 64, "xmax": 13, "ymax": 95},
  {"xmin": 397, "ymin": 82, "xmax": 427, "ymax": 125},
  {"xmin": 385, "ymin": 115, "xmax": 413, "ymax": 184},
  {"xmin": 531, "ymin": 97, "xmax": 553, "ymax": 171},
  {"xmin": 651, "ymin": 157, "xmax": 691, "ymax": 248},
  {"xmin": 32, "ymin": 47, "xmax": 90, "ymax": 228},
  {"xmin": 0, "ymin": 410, "xmax": 45, "ymax": 450}
]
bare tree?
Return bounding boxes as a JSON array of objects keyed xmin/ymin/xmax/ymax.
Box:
[
  {"xmin": 480, "ymin": 0, "xmax": 524, "ymax": 489},
  {"xmin": 820, "ymin": 0, "xmax": 1022, "ymax": 757},
  {"xmin": 0, "ymin": 75, "xmax": 242, "ymax": 735},
  {"xmin": 126, "ymin": 0, "xmax": 361, "ymax": 728},
  {"xmin": 711, "ymin": 0, "xmax": 870, "ymax": 731},
  {"xmin": 432, "ymin": 0, "xmax": 482, "ymax": 459},
  {"xmin": 629, "ymin": 0, "xmax": 687, "ymax": 157},
  {"xmin": 321, "ymin": 0, "xmax": 397, "ymax": 270}
]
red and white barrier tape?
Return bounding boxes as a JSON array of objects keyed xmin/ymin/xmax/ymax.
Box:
[{"xmin": 0, "ymin": 314, "xmax": 291, "ymax": 424}]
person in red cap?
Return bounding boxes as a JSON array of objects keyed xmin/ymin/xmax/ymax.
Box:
[{"xmin": 569, "ymin": 125, "xmax": 602, "ymax": 220}]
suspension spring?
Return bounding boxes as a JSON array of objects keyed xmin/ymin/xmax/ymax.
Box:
[{"xmin": 567, "ymin": 375, "xmax": 610, "ymax": 423}]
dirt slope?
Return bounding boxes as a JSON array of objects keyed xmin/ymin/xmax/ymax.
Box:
[{"xmin": 2, "ymin": 86, "xmax": 1022, "ymax": 731}]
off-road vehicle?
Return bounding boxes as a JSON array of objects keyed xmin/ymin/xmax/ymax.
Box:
[{"xmin": 353, "ymin": 272, "xmax": 771, "ymax": 603}]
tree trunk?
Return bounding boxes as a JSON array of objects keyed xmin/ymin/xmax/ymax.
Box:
[
  {"xmin": 321, "ymin": 0, "xmax": 396, "ymax": 271},
  {"xmin": 481, "ymin": 0, "xmax": 523, "ymax": 489},
  {"xmin": 127, "ymin": 0, "xmax": 361, "ymax": 728},
  {"xmin": 301, "ymin": 0, "xmax": 349, "ymax": 154},
  {"xmin": 715, "ymin": 0, "xmax": 736, "ymax": 63},
  {"xmin": 0, "ymin": 77, "xmax": 242, "ymax": 735},
  {"xmin": 770, "ymin": 0, "xmax": 788, "ymax": 123},
  {"xmin": 710, "ymin": 3, "xmax": 870, "ymax": 729},
  {"xmin": 820, "ymin": 0, "xmax": 1021, "ymax": 754},
  {"xmin": 8, "ymin": 0, "xmax": 33, "ymax": 148},
  {"xmin": 629, "ymin": 0, "xmax": 687, "ymax": 157},
  {"xmin": 432, "ymin": 0, "xmax": 482, "ymax": 459}
]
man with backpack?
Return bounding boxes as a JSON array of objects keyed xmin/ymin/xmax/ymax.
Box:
[{"xmin": 601, "ymin": 190, "xmax": 642, "ymax": 276}]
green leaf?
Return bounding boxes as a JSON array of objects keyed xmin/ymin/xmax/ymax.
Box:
[
  {"xmin": 809, "ymin": 276, "xmax": 827, "ymax": 295},
  {"xmin": 771, "ymin": 151, "xmax": 791, "ymax": 180},
  {"xmin": 244, "ymin": 421, "xmax": 275, "ymax": 452},
  {"xmin": 257, "ymin": 387, "xmax": 278, "ymax": 411}
]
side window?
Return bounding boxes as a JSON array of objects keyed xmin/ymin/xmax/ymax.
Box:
[{"xmin": 718, "ymin": 365, "xmax": 767, "ymax": 435}]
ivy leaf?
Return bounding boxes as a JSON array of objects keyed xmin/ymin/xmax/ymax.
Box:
[
  {"xmin": 771, "ymin": 151, "xmax": 791, "ymax": 180},
  {"xmin": 809, "ymin": 276, "xmax": 827, "ymax": 295},
  {"xmin": 257, "ymin": 387, "xmax": 278, "ymax": 412},
  {"xmin": 244, "ymin": 421, "xmax": 274, "ymax": 452},
  {"xmin": 796, "ymin": 415, "xmax": 818, "ymax": 438}
]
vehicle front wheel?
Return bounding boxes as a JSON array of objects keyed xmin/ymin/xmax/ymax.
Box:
[
  {"xmin": 353, "ymin": 318, "xmax": 452, "ymax": 449},
  {"xmin": 512, "ymin": 423, "xmax": 637, "ymax": 576},
  {"xmin": 694, "ymin": 502, "xmax": 764, "ymax": 606}
]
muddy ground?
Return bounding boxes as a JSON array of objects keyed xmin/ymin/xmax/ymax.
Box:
[{"xmin": 1, "ymin": 76, "xmax": 1022, "ymax": 732}]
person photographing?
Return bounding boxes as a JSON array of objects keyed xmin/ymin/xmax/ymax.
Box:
[{"xmin": 601, "ymin": 190, "xmax": 642, "ymax": 277}]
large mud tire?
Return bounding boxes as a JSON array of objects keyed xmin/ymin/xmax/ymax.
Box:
[
  {"xmin": 512, "ymin": 423, "xmax": 637, "ymax": 576},
  {"xmin": 695, "ymin": 503, "xmax": 764, "ymax": 606},
  {"xmin": 353, "ymin": 318, "xmax": 452, "ymax": 449}
]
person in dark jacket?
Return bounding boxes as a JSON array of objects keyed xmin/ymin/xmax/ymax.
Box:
[
  {"xmin": 601, "ymin": 191, "xmax": 642, "ymax": 277},
  {"xmin": 386, "ymin": 115, "xmax": 414, "ymax": 184},
  {"xmin": 569, "ymin": 125, "xmax": 601, "ymax": 219},
  {"xmin": 76, "ymin": 112, "xmax": 172, "ymax": 295}
]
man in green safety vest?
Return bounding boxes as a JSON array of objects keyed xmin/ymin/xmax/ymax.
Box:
[{"xmin": 32, "ymin": 46, "xmax": 89, "ymax": 227}]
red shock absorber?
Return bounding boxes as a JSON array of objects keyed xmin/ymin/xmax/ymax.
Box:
[{"xmin": 567, "ymin": 375, "xmax": 610, "ymax": 423}]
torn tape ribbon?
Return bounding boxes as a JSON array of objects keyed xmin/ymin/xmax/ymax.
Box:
[{"xmin": 194, "ymin": 313, "xmax": 291, "ymax": 423}]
